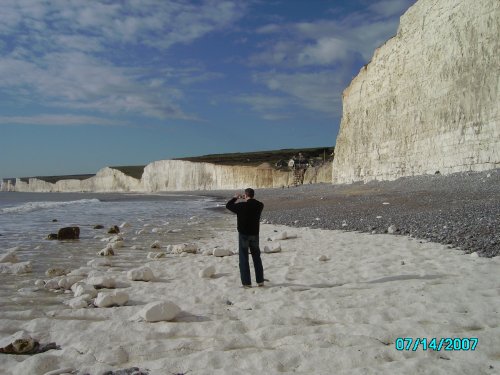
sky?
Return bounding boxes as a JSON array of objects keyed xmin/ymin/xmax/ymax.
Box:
[{"xmin": 0, "ymin": 0, "xmax": 417, "ymax": 178}]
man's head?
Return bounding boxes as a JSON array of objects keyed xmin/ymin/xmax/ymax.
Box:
[{"xmin": 244, "ymin": 188, "xmax": 255, "ymax": 199}]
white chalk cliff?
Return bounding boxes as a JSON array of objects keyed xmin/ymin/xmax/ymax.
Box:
[
  {"xmin": 332, "ymin": 0, "xmax": 500, "ymax": 183},
  {"xmin": 5, "ymin": 161, "xmax": 331, "ymax": 192}
]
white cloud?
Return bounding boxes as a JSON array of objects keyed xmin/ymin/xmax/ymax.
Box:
[
  {"xmin": 0, "ymin": 0, "xmax": 246, "ymax": 123},
  {"xmin": 0, "ymin": 114, "xmax": 125, "ymax": 127},
  {"xmin": 235, "ymin": 94, "xmax": 292, "ymax": 120}
]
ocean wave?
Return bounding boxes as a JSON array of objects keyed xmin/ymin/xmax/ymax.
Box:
[{"xmin": 0, "ymin": 199, "xmax": 101, "ymax": 214}]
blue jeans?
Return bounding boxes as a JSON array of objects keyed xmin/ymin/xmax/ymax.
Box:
[{"xmin": 238, "ymin": 233, "xmax": 264, "ymax": 286}]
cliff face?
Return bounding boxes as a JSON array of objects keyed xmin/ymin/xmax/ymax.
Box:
[
  {"xmin": 13, "ymin": 167, "xmax": 142, "ymax": 193},
  {"xmin": 7, "ymin": 161, "xmax": 332, "ymax": 192},
  {"xmin": 141, "ymin": 160, "xmax": 294, "ymax": 191},
  {"xmin": 332, "ymin": 0, "xmax": 500, "ymax": 183}
]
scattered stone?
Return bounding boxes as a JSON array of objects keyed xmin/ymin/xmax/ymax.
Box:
[
  {"xmin": 47, "ymin": 233, "xmax": 58, "ymax": 240},
  {"xmin": 72, "ymin": 283, "xmax": 98, "ymax": 298},
  {"xmin": 264, "ymin": 244, "xmax": 282, "ymax": 253},
  {"xmin": 44, "ymin": 278, "xmax": 61, "ymax": 290},
  {"xmin": 57, "ymin": 226, "xmax": 80, "ymax": 240},
  {"xmin": 140, "ymin": 301, "xmax": 181, "ymax": 322},
  {"xmin": 127, "ymin": 266, "xmax": 155, "ymax": 282},
  {"xmin": 0, "ymin": 331, "xmax": 35, "ymax": 354},
  {"xmin": 66, "ymin": 296, "xmax": 90, "ymax": 309},
  {"xmin": 213, "ymin": 248, "xmax": 233, "ymax": 257},
  {"xmin": 199, "ymin": 265, "xmax": 216, "ymax": 278},
  {"xmin": 87, "ymin": 276, "xmax": 116, "ymax": 289},
  {"xmin": 58, "ymin": 276, "xmax": 84, "ymax": 290},
  {"xmin": 202, "ymin": 249, "xmax": 214, "ymax": 256},
  {"xmin": 388, "ymin": 225, "xmax": 398, "ymax": 234},
  {"xmin": 34, "ymin": 279, "xmax": 45, "ymax": 287},
  {"xmin": 170, "ymin": 243, "xmax": 198, "ymax": 254},
  {"xmin": 151, "ymin": 241, "xmax": 161, "ymax": 249},
  {"xmin": 46, "ymin": 267, "xmax": 69, "ymax": 277},
  {"xmin": 108, "ymin": 225, "xmax": 120, "ymax": 234},
  {"xmin": 382, "ymin": 202, "xmax": 390, "ymax": 205},
  {"xmin": 94, "ymin": 291, "xmax": 129, "ymax": 308},
  {"xmin": 470, "ymin": 252, "xmax": 479, "ymax": 258},
  {"xmin": 151, "ymin": 227, "xmax": 163, "ymax": 233},
  {"xmin": 94, "ymin": 224, "xmax": 104, "ymax": 229},
  {"xmin": 317, "ymin": 255, "xmax": 329, "ymax": 261},
  {"xmin": 98, "ymin": 245, "xmax": 115, "ymax": 256},
  {"xmin": 52, "ymin": 219, "xmax": 58, "ymax": 222}
]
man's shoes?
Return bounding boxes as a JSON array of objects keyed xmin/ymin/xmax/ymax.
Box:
[{"xmin": 257, "ymin": 282, "xmax": 264, "ymax": 287}]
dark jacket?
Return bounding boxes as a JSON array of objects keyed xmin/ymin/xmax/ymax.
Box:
[{"xmin": 226, "ymin": 198, "xmax": 264, "ymax": 235}]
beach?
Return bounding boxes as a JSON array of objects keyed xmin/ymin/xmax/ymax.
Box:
[{"xmin": 0, "ymin": 173, "xmax": 499, "ymax": 375}]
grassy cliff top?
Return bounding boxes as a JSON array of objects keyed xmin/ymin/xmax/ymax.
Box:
[{"xmin": 176, "ymin": 147, "xmax": 334, "ymax": 167}]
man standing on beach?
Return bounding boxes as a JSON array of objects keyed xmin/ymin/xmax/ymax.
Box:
[{"xmin": 226, "ymin": 188, "xmax": 265, "ymax": 288}]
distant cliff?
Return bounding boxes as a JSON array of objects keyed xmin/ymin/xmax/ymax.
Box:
[
  {"xmin": 3, "ymin": 161, "xmax": 331, "ymax": 192},
  {"xmin": 332, "ymin": 0, "xmax": 500, "ymax": 183}
]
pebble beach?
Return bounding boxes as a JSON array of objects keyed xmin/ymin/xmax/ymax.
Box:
[{"xmin": 0, "ymin": 170, "xmax": 499, "ymax": 374}]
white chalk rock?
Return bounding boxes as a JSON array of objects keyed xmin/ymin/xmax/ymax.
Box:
[
  {"xmin": 317, "ymin": 255, "xmax": 329, "ymax": 261},
  {"xmin": 151, "ymin": 240, "xmax": 161, "ymax": 249},
  {"xmin": 98, "ymin": 244, "xmax": 115, "ymax": 256},
  {"xmin": 140, "ymin": 301, "xmax": 181, "ymax": 322},
  {"xmin": 0, "ymin": 251, "xmax": 18, "ymax": 264},
  {"xmin": 171, "ymin": 243, "xmax": 198, "ymax": 254},
  {"xmin": 73, "ymin": 283, "xmax": 98, "ymax": 298},
  {"xmin": 68, "ymin": 267, "xmax": 91, "ymax": 277},
  {"xmin": 147, "ymin": 252, "xmax": 166, "ymax": 260},
  {"xmin": 0, "ymin": 261, "xmax": 33, "ymax": 274},
  {"xmin": 66, "ymin": 296, "xmax": 89, "ymax": 309},
  {"xmin": 58, "ymin": 276, "xmax": 84, "ymax": 290},
  {"xmin": 151, "ymin": 227, "xmax": 163, "ymax": 233},
  {"xmin": 388, "ymin": 225, "xmax": 398, "ymax": 234},
  {"xmin": 273, "ymin": 231, "xmax": 288, "ymax": 240},
  {"xmin": 87, "ymin": 276, "xmax": 116, "ymax": 289},
  {"xmin": 94, "ymin": 291, "xmax": 129, "ymax": 308},
  {"xmin": 127, "ymin": 266, "xmax": 155, "ymax": 281},
  {"xmin": 44, "ymin": 278, "xmax": 61, "ymax": 290},
  {"xmin": 213, "ymin": 248, "xmax": 233, "ymax": 257},
  {"xmin": 470, "ymin": 252, "xmax": 479, "ymax": 258},
  {"xmin": 34, "ymin": 279, "xmax": 45, "ymax": 287},
  {"xmin": 119, "ymin": 222, "xmax": 131, "ymax": 229},
  {"xmin": 199, "ymin": 265, "xmax": 216, "ymax": 279},
  {"xmin": 45, "ymin": 267, "xmax": 69, "ymax": 277},
  {"xmin": 264, "ymin": 244, "xmax": 282, "ymax": 253}
]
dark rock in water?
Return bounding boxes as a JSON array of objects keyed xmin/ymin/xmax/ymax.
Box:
[
  {"xmin": 57, "ymin": 226, "xmax": 80, "ymax": 240},
  {"xmin": 108, "ymin": 225, "xmax": 120, "ymax": 234},
  {"xmin": 47, "ymin": 233, "xmax": 58, "ymax": 240},
  {"xmin": 94, "ymin": 224, "xmax": 105, "ymax": 229},
  {"xmin": 52, "ymin": 219, "xmax": 58, "ymax": 222}
]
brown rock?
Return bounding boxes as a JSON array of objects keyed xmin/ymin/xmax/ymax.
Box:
[
  {"xmin": 108, "ymin": 225, "xmax": 120, "ymax": 234},
  {"xmin": 57, "ymin": 227, "xmax": 80, "ymax": 240}
]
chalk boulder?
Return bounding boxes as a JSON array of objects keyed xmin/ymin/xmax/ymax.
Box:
[
  {"xmin": 147, "ymin": 252, "xmax": 166, "ymax": 260},
  {"xmin": 0, "ymin": 261, "xmax": 32, "ymax": 274},
  {"xmin": 171, "ymin": 243, "xmax": 198, "ymax": 254},
  {"xmin": 140, "ymin": 301, "xmax": 181, "ymax": 322},
  {"xmin": 45, "ymin": 267, "xmax": 69, "ymax": 277},
  {"xmin": 58, "ymin": 276, "xmax": 84, "ymax": 290},
  {"xmin": 98, "ymin": 245, "xmax": 115, "ymax": 256},
  {"xmin": 95, "ymin": 291, "xmax": 129, "ymax": 308},
  {"xmin": 151, "ymin": 241, "xmax": 161, "ymax": 249},
  {"xmin": 213, "ymin": 248, "xmax": 233, "ymax": 257},
  {"xmin": 87, "ymin": 276, "xmax": 116, "ymax": 289},
  {"xmin": 127, "ymin": 266, "xmax": 155, "ymax": 282},
  {"xmin": 264, "ymin": 244, "xmax": 282, "ymax": 253},
  {"xmin": 73, "ymin": 283, "xmax": 98, "ymax": 298}
]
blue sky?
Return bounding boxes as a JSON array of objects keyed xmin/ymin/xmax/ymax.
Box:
[{"xmin": 0, "ymin": 0, "xmax": 416, "ymax": 178}]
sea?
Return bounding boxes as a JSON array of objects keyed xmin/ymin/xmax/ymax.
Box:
[{"xmin": 0, "ymin": 192, "xmax": 231, "ymax": 313}]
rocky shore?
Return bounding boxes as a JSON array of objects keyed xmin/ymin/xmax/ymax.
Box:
[{"xmin": 205, "ymin": 169, "xmax": 500, "ymax": 258}]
